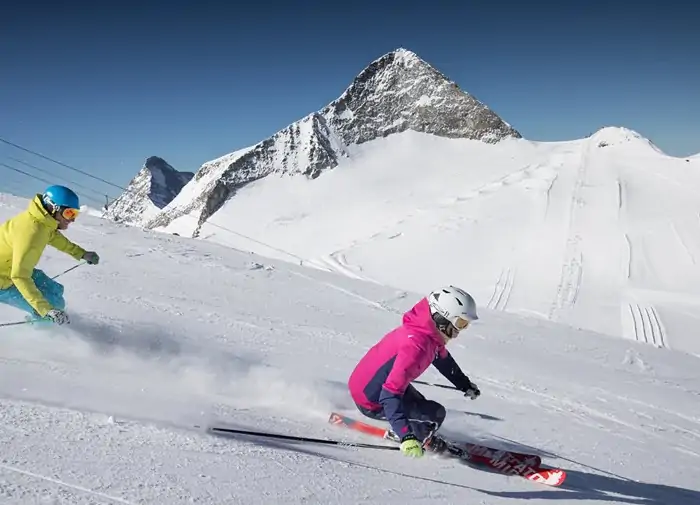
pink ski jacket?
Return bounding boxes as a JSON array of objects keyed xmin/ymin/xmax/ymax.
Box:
[{"xmin": 348, "ymin": 297, "xmax": 448, "ymax": 410}]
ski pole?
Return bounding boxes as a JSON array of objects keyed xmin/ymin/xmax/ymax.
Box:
[
  {"xmin": 0, "ymin": 320, "xmax": 30, "ymax": 328},
  {"xmin": 51, "ymin": 262, "xmax": 85, "ymax": 280},
  {"xmin": 413, "ymin": 379, "xmax": 459, "ymax": 391},
  {"xmin": 207, "ymin": 426, "xmax": 400, "ymax": 451}
]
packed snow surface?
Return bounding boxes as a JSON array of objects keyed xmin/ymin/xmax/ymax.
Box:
[{"xmin": 1, "ymin": 192, "xmax": 699, "ymax": 504}]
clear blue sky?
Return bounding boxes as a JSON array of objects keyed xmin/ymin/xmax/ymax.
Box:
[{"xmin": 1, "ymin": 0, "xmax": 698, "ymax": 207}]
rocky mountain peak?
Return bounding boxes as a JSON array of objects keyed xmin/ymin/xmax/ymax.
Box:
[
  {"xmin": 322, "ymin": 48, "xmax": 521, "ymax": 145},
  {"xmin": 102, "ymin": 156, "xmax": 194, "ymax": 225}
]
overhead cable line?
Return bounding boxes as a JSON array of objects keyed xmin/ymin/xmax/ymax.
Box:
[
  {"xmin": 7, "ymin": 155, "xmax": 110, "ymax": 200},
  {"xmin": 1, "ymin": 161, "xmax": 55, "ymax": 187},
  {"xmin": 0, "ymin": 162, "xmax": 105, "ymax": 207},
  {"xmin": 0, "ymin": 136, "xmax": 126, "ymax": 191}
]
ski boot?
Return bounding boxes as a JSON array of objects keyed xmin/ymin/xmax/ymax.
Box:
[{"xmin": 423, "ymin": 433, "xmax": 448, "ymax": 454}]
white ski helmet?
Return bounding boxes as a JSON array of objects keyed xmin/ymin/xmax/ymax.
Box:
[{"xmin": 428, "ymin": 285, "xmax": 478, "ymax": 337}]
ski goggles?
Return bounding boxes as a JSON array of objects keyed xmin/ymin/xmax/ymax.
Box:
[
  {"xmin": 453, "ymin": 316, "xmax": 471, "ymax": 331},
  {"xmin": 60, "ymin": 207, "xmax": 80, "ymax": 220}
]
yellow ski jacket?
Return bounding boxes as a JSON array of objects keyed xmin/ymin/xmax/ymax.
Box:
[{"xmin": 0, "ymin": 195, "xmax": 86, "ymax": 316}]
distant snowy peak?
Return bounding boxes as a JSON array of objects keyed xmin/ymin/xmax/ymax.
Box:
[
  {"xmin": 102, "ymin": 156, "xmax": 194, "ymax": 225},
  {"xmin": 592, "ymin": 126, "xmax": 644, "ymax": 145},
  {"xmin": 590, "ymin": 126, "xmax": 663, "ymax": 154},
  {"xmin": 143, "ymin": 156, "xmax": 195, "ymax": 207},
  {"xmin": 323, "ymin": 48, "xmax": 521, "ymax": 144}
]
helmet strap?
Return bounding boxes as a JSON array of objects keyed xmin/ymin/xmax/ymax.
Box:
[
  {"xmin": 41, "ymin": 195, "xmax": 56, "ymax": 214},
  {"xmin": 431, "ymin": 313, "xmax": 457, "ymax": 340},
  {"xmin": 46, "ymin": 203, "xmax": 60, "ymax": 219}
]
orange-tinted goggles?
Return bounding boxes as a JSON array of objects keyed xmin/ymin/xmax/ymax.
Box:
[
  {"xmin": 454, "ymin": 316, "xmax": 471, "ymax": 331},
  {"xmin": 61, "ymin": 207, "xmax": 80, "ymax": 220}
]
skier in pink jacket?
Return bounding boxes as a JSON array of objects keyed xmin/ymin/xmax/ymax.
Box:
[{"xmin": 348, "ymin": 286, "xmax": 481, "ymax": 458}]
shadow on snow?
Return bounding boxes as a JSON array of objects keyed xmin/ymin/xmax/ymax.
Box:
[{"xmin": 206, "ymin": 421, "xmax": 699, "ymax": 504}]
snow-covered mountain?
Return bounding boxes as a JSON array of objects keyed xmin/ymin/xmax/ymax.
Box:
[
  {"xmin": 142, "ymin": 123, "xmax": 700, "ymax": 356},
  {"xmin": 102, "ymin": 156, "xmax": 193, "ymax": 225},
  {"xmin": 140, "ymin": 48, "xmax": 519, "ymax": 235},
  {"xmin": 98, "ymin": 49, "xmax": 700, "ymax": 355}
]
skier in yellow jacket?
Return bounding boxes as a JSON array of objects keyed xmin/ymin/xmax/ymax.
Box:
[{"xmin": 0, "ymin": 185, "xmax": 100, "ymax": 325}]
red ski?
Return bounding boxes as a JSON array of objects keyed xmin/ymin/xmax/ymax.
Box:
[
  {"xmin": 467, "ymin": 450, "xmax": 566, "ymax": 487},
  {"xmin": 327, "ymin": 412, "xmax": 540, "ymax": 464},
  {"xmin": 328, "ymin": 412, "xmax": 566, "ymax": 487}
]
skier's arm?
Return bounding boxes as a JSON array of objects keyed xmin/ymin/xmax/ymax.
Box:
[
  {"xmin": 432, "ymin": 348, "xmax": 473, "ymax": 391},
  {"xmin": 378, "ymin": 342, "xmax": 423, "ymax": 439},
  {"xmin": 48, "ymin": 230, "xmax": 86, "ymax": 260},
  {"xmin": 10, "ymin": 230, "xmax": 54, "ymax": 317}
]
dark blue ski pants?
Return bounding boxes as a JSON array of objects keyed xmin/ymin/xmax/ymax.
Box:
[{"xmin": 356, "ymin": 384, "xmax": 446, "ymax": 442}]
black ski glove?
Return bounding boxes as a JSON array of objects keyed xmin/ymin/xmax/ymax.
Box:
[
  {"xmin": 463, "ymin": 380, "xmax": 481, "ymax": 400},
  {"xmin": 82, "ymin": 251, "xmax": 100, "ymax": 265}
]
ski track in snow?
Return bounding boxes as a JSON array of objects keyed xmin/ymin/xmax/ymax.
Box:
[
  {"xmin": 323, "ymin": 158, "xmax": 568, "ymax": 319},
  {"xmin": 316, "ymin": 251, "xmax": 378, "ymax": 284},
  {"xmin": 316, "ymin": 160, "xmax": 560, "ymax": 282},
  {"xmin": 543, "ymin": 166, "xmax": 560, "ymax": 219},
  {"xmin": 0, "ymin": 464, "xmax": 136, "ymax": 505},
  {"xmin": 487, "ymin": 267, "xmax": 515, "ymax": 311},
  {"xmin": 549, "ymin": 141, "xmax": 588, "ymax": 320},
  {"xmin": 623, "ymin": 233, "xmax": 632, "ymax": 279},
  {"xmin": 670, "ymin": 221, "xmax": 697, "ymax": 265},
  {"xmin": 625, "ymin": 303, "xmax": 667, "ymax": 348}
]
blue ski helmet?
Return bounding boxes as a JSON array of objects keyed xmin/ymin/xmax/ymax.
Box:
[{"xmin": 42, "ymin": 185, "xmax": 80, "ymax": 210}]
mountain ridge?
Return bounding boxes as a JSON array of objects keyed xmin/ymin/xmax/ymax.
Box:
[{"xmin": 105, "ymin": 47, "xmax": 520, "ymax": 230}]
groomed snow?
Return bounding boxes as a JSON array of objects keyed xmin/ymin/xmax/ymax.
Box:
[{"xmin": 1, "ymin": 192, "xmax": 699, "ymax": 504}]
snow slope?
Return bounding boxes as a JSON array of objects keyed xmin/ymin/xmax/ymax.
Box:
[
  {"xmin": 1, "ymin": 192, "xmax": 699, "ymax": 504},
  {"xmin": 154, "ymin": 127, "xmax": 700, "ymax": 356}
]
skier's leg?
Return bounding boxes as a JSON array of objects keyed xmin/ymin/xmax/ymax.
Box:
[
  {"xmin": 33, "ymin": 269, "xmax": 66, "ymax": 310},
  {"xmin": 354, "ymin": 386, "xmax": 445, "ymax": 440},
  {"xmin": 355, "ymin": 403, "xmax": 387, "ymax": 421},
  {"xmin": 0, "ymin": 284, "xmax": 37, "ymax": 315},
  {"xmin": 0, "ymin": 269, "xmax": 66, "ymax": 320},
  {"xmin": 402, "ymin": 385, "xmax": 447, "ymax": 445}
]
